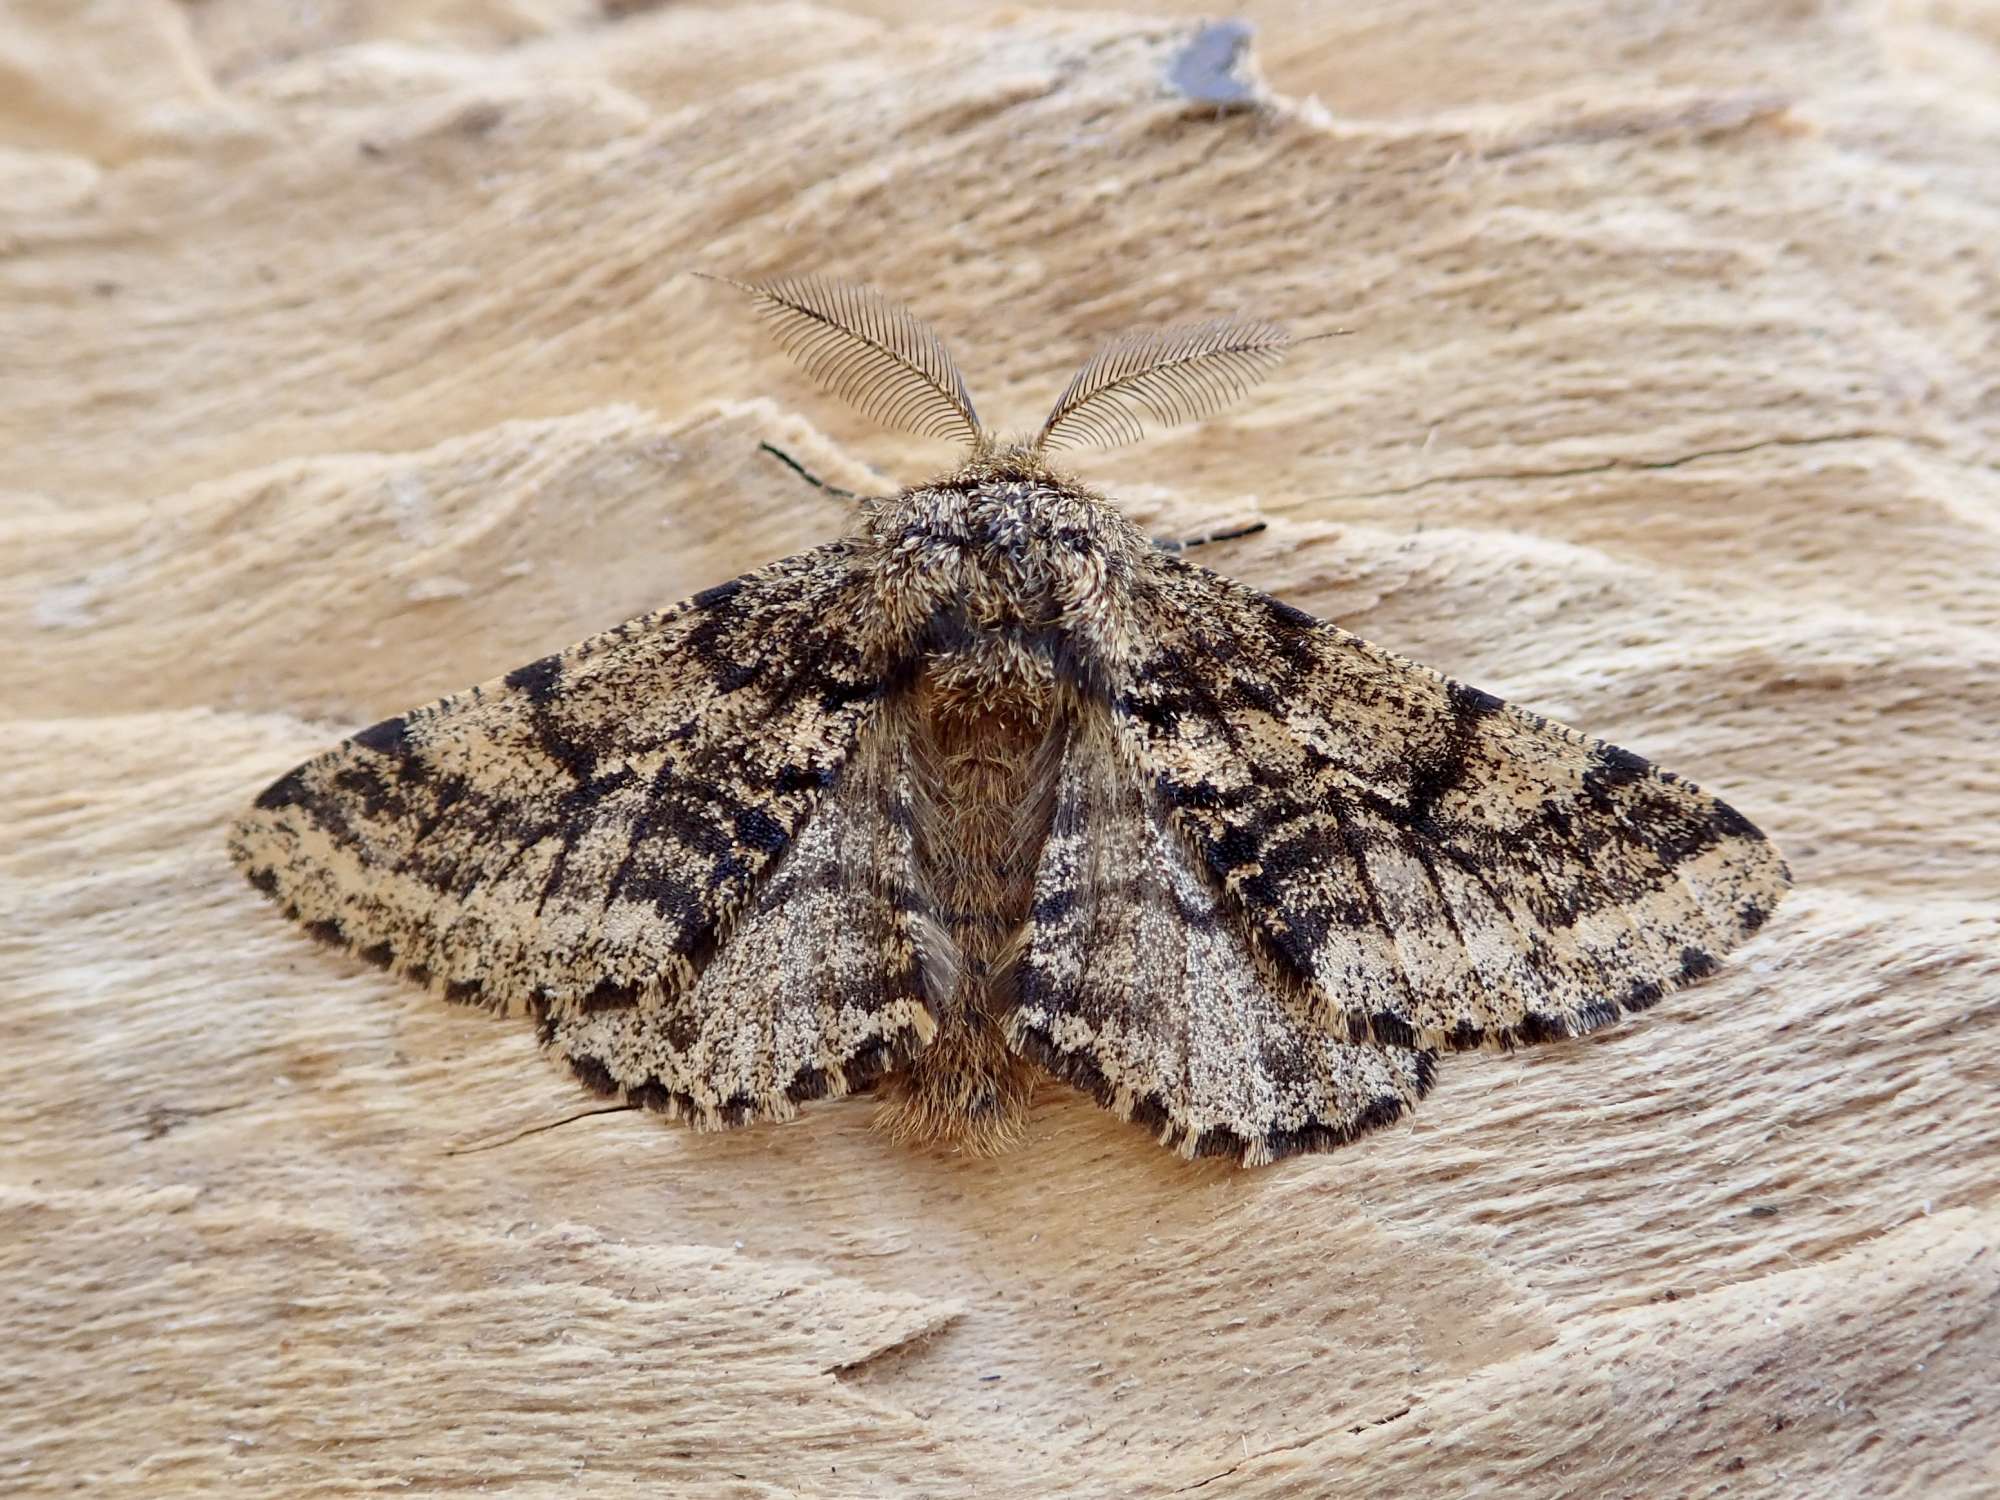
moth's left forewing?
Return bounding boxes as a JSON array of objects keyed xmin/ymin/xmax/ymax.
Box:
[{"xmin": 1107, "ymin": 552, "xmax": 1791, "ymax": 1053}]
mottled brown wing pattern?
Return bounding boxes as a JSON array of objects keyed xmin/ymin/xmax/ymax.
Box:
[
  {"xmin": 1009, "ymin": 706, "xmax": 1435, "ymax": 1165},
  {"xmin": 1108, "ymin": 553, "xmax": 1791, "ymax": 1053},
  {"xmin": 228, "ymin": 542, "xmax": 920, "ymax": 1065},
  {"xmin": 545, "ymin": 724, "xmax": 937, "ymax": 1126}
]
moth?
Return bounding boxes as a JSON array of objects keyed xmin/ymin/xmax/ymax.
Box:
[{"xmin": 230, "ymin": 275, "xmax": 1790, "ymax": 1166}]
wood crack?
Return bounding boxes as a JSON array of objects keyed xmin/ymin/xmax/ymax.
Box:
[
  {"xmin": 1320, "ymin": 430, "xmax": 1918, "ymax": 502},
  {"xmin": 441, "ymin": 1104, "xmax": 636, "ymax": 1156}
]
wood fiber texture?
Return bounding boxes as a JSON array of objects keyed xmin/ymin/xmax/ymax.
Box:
[{"xmin": 3, "ymin": 3, "xmax": 1997, "ymax": 1496}]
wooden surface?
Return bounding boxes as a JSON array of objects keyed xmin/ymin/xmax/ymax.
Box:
[{"xmin": 4, "ymin": 3, "xmax": 1998, "ymax": 1495}]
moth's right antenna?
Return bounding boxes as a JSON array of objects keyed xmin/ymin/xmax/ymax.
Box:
[
  {"xmin": 1035, "ymin": 318, "xmax": 1342, "ymax": 452},
  {"xmin": 699, "ymin": 273, "xmax": 985, "ymax": 452}
]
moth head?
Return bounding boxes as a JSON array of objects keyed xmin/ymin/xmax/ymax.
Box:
[{"xmin": 702, "ymin": 273, "xmax": 1332, "ymax": 471}]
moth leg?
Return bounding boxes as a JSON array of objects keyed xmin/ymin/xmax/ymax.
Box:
[
  {"xmin": 1153, "ymin": 519, "xmax": 1266, "ymax": 553},
  {"xmin": 758, "ymin": 441, "xmax": 857, "ymax": 503}
]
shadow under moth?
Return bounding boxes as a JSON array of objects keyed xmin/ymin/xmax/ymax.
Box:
[{"xmin": 230, "ymin": 276, "xmax": 1791, "ymax": 1166}]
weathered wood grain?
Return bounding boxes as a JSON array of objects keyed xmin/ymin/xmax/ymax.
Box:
[{"xmin": 3, "ymin": 3, "xmax": 1996, "ymax": 1495}]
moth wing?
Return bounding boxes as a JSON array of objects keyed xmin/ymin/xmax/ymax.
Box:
[
  {"xmin": 544, "ymin": 723, "xmax": 937, "ymax": 1125},
  {"xmin": 1106, "ymin": 553, "xmax": 1791, "ymax": 1052},
  {"xmin": 230, "ymin": 541, "xmax": 936, "ymax": 1122},
  {"xmin": 1008, "ymin": 706, "xmax": 1435, "ymax": 1165}
]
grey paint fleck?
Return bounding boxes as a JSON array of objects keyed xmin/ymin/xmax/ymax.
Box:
[{"xmin": 1168, "ymin": 20, "xmax": 1258, "ymax": 108}]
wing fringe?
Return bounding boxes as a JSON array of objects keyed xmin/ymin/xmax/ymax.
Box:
[{"xmin": 1007, "ymin": 1014, "xmax": 1437, "ymax": 1167}]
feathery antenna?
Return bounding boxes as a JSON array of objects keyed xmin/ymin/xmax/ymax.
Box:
[
  {"xmin": 700, "ymin": 274, "xmax": 984, "ymax": 449},
  {"xmin": 1035, "ymin": 318, "xmax": 1327, "ymax": 452}
]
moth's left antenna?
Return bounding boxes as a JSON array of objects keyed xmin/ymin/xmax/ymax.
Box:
[
  {"xmin": 699, "ymin": 273, "xmax": 985, "ymax": 451},
  {"xmin": 1034, "ymin": 319, "xmax": 1340, "ymax": 453}
]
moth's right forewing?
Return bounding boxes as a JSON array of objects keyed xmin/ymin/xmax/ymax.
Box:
[
  {"xmin": 228, "ymin": 540, "xmax": 915, "ymax": 1022},
  {"xmin": 1107, "ymin": 553, "xmax": 1791, "ymax": 1052}
]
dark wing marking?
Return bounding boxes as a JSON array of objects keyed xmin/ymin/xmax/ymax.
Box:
[{"xmin": 1103, "ymin": 552, "xmax": 1791, "ymax": 1052}]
